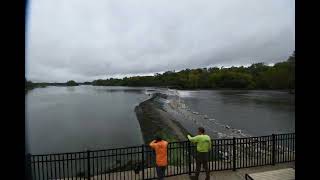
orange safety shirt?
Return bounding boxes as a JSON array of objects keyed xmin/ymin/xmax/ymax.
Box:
[{"xmin": 149, "ymin": 140, "xmax": 168, "ymax": 166}]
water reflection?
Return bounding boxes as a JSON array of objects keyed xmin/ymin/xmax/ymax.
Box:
[
  {"xmin": 26, "ymin": 86, "xmax": 146, "ymax": 154},
  {"xmin": 66, "ymin": 86, "xmax": 75, "ymax": 92}
]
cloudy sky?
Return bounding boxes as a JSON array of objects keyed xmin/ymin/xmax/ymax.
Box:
[{"xmin": 26, "ymin": 0, "xmax": 295, "ymax": 82}]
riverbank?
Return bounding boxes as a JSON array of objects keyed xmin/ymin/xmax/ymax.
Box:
[{"xmin": 135, "ymin": 93, "xmax": 190, "ymax": 144}]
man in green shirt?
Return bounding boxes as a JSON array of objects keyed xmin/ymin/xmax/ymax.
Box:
[{"xmin": 187, "ymin": 127, "xmax": 212, "ymax": 180}]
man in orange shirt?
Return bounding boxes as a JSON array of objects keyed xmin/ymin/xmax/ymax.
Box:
[{"xmin": 149, "ymin": 136, "xmax": 168, "ymax": 180}]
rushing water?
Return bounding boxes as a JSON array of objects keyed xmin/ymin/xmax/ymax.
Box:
[
  {"xmin": 26, "ymin": 86, "xmax": 294, "ymax": 154},
  {"xmin": 177, "ymin": 90, "xmax": 295, "ymax": 136}
]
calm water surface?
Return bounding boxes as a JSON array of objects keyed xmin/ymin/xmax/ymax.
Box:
[{"xmin": 26, "ymin": 86, "xmax": 147, "ymax": 154}]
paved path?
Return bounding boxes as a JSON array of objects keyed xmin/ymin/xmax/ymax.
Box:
[
  {"xmin": 166, "ymin": 162, "xmax": 295, "ymax": 180},
  {"xmin": 59, "ymin": 162, "xmax": 294, "ymax": 180}
]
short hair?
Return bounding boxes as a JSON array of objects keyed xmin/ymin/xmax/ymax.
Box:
[
  {"xmin": 155, "ymin": 136, "xmax": 162, "ymax": 141},
  {"xmin": 198, "ymin": 127, "xmax": 205, "ymax": 133}
]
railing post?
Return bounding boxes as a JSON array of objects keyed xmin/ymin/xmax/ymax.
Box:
[
  {"xmin": 188, "ymin": 141, "xmax": 192, "ymax": 175},
  {"xmin": 233, "ymin": 137, "xmax": 236, "ymax": 171},
  {"xmin": 141, "ymin": 145, "xmax": 145, "ymax": 180},
  {"xmin": 272, "ymin": 134, "xmax": 276, "ymax": 165},
  {"xmin": 87, "ymin": 150, "xmax": 91, "ymax": 180},
  {"xmin": 26, "ymin": 153, "xmax": 32, "ymax": 180}
]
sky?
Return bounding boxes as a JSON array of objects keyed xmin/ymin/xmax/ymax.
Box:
[{"xmin": 26, "ymin": 0, "xmax": 295, "ymax": 83}]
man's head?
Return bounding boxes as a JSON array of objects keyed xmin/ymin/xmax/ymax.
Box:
[
  {"xmin": 155, "ymin": 136, "xmax": 162, "ymax": 142},
  {"xmin": 198, "ymin": 127, "xmax": 205, "ymax": 135}
]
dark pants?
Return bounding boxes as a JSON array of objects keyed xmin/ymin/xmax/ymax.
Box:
[
  {"xmin": 156, "ymin": 166, "xmax": 166, "ymax": 180},
  {"xmin": 195, "ymin": 152, "xmax": 210, "ymax": 180}
]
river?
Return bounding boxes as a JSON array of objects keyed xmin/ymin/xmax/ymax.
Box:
[
  {"xmin": 26, "ymin": 86, "xmax": 148, "ymax": 154},
  {"xmin": 26, "ymin": 86, "xmax": 294, "ymax": 154},
  {"xmin": 177, "ymin": 90, "xmax": 295, "ymax": 137}
]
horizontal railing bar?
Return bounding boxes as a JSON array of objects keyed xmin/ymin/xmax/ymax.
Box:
[{"xmin": 29, "ymin": 133, "xmax": 295, "ymax": 156}]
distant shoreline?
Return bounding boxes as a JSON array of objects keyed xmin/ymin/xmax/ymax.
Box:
[{"xmin": 25, "ymin": 84, "xmax": 295, "ymax": 95}]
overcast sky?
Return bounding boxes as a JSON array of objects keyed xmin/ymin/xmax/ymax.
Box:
[{"xmin": 26, "ymin": 0, "xmax": 295, "ymax": 82}]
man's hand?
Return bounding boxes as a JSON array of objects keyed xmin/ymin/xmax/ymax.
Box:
[
  {"xmin": 187, "ymin": 135, "xmax": 192, "ymax": 139},
  {"xmin": 149, "ymin": 140, "xmax": 157, "ymax": 148}
]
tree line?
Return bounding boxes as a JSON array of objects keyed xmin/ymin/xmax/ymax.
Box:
[
  {"xmin": 92, "ymin": 52, "xmax": 295, "ymax": 90},
  {"xmin": 25, "ymin": 80, "xmax": 87, "ymax": 91}
]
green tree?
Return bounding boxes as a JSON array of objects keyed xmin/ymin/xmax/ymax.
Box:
[{"xmin": 66, "ymin": 80, "xmax": 79, "ymax": 86}]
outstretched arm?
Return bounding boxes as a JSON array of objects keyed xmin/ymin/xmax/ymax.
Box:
[{"xmin": 187, "ymin": 135, "xmax": 199, "ymax": 143}]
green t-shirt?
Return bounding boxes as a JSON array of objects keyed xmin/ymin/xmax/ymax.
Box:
[{"xmin": 187, "ymin": 134, "xmax": 212, "ymax": 152}]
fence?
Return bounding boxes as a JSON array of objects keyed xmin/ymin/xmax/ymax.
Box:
[{"xmin": 26, "ymin": 133, "xmax": 295, "ymax": 180}]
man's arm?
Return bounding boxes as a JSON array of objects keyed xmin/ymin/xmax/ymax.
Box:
[
  {"xmin": 208, "ymin": 138, "xmax": 212, "ymax": 150},
  {"xmin": 187, "ymin": 135, "xmax": 199, "ymax": 143},
  {"xmin": 149, "ymin": 140, "xmax": 157, "ymax": 149}
]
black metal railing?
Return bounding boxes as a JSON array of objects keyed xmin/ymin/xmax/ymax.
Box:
[{"xmin": 26, "ymin": 133, "xmax": 295, "ymax": 180}]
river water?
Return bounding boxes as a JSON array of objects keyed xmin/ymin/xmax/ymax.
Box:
[
  {"xmin": 26, "ymin": 86, "xmax": 294, "ymax": 154},
  {"xmin": 177, "ymin": 90, "xmax": 295, "ymax": 136},
  {"xmin": 26, "ymin": 86, "xmax": 148, "ymax": 154}
]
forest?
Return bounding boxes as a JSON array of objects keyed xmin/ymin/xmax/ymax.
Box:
[{"xmin": 92, "ymin": 52, "xmax": 295, "ymax": 90}]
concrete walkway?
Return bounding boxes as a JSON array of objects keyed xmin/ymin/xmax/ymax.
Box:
[
  {"xmin": 59, "ymin": 162, "xmax": 294, "ymax": 180},
  {"xmin": 166, "ymin": 162, "xmax": 295, "ymax": 180}
]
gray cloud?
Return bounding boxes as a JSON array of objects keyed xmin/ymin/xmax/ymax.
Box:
[{"xmin": 26, "ymin": 0, "xmax": 295, "ymax": 82}]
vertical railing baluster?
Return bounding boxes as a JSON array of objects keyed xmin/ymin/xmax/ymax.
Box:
[
  {"xmin": 26, "ymin": 154, "xmax": 32, "ymax": 180},
  {"xmin": 95, "ymin": 152, "xmax": 98, "ymax": 180},
  {"xmin": 141, "ymin": 145, "xmax": 144, "ymax": 180},
  {"xmin": 242, "ymin": 139, "xmax": 244, "ymax": 168},
  {"xmin": 283, "ymin": 135, "xmax": 285, "ymax": 162},
  {"xmin": 87, "ymin": 150, "xmax": 91, "ymax": 180},
  {"xmin": 108, "ymin": 151, "xmax": 110, "ymax": 180},
  {"xmin": 75, "ymin": 154, "xmax": 78, "ymax": 180},
  {"xmin": 41, "ymin": 155, "xmax": 45, "ymax": 180},
  {"xmin": 66, "ymin": 154, "xmax": 69, "ymax": 179},
  {"xmin": 286, "ymin": 134, "xmax": 290, "ymax": 162},
  {"xmin": 272, "ymin": 134, "xmax": 275, "ymax": 165},
  {"xmin": 232, "ymin": 137, "xmax": 236, "ymax": 171},
  {"xmin": 62, "ymin": 154, "xmax": 65, "ymax": 179},
  {"xmin": 70, "ymin": 154, "xmax": 73, "ymax": 180},
  {"xmin": 45, "ymin": 155, "xmax": 49, "ymax": 180},
  {"xmin": 214, "ymin": 140, "xmax": 216, "ymax": 171},
  {"xmin": 104, "ymin": 151, "xmax": 107, "ymax": 180},
  {"xmin": 92, "ymin": 151, "xmax": 95, "ymax": 179},
  {"xmin": 48, "ymin": 155, "xmax": 52, "ymax": 180},
  {"xmin": 180, "ymin": 143, "xmax": 182, "ymax": 175},
  {"xmin": 292, "ymin": 134, "xmax": 294, "ymax": 161},
  {"xmin": 54, "ymin": 155, "xmax": 57, "ymax": 180},
  {"xmin": 80, "ymin": 153, "xmax": 83, "ymax": 180},
  {"xmin": 188, "ymin": 141, "xmax": 191, "ymax": 175},
  {"xmin": 100, "ymin": 151, "xmax": 103, "ymax": 180},
  {"xmin": 36, "ymin": 156, "xmax": 40, "ymax": 180}
]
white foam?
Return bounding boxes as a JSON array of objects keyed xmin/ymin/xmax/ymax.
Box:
[{"xmin": 177, "ymin": 91, "xmax": 193, "ymax": 98}]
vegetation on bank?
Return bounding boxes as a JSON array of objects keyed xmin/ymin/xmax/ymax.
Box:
[
  {"xmin": 25, "ymin": 78, "xmax": 46, "ymax": 91},
  {"xmin": 92, "ymin": 52, "xmax": 295, "ymax": 90},
  {"xmin": 25, "ymin": 79, "xmax": 88, "ymax": 91},
  {"xmin": 66, "ymin": 80, "xmax": 79, "ymax": 86}
]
